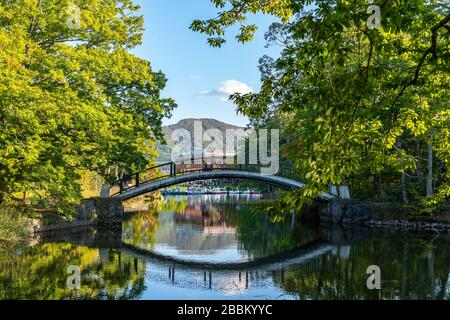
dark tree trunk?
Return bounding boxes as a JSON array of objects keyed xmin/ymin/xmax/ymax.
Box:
[
  {"xmin": 415, "ymin": 140, "xmax": 424, "ymax": 195},
  {"xmin": 427, "ymin": 139, "xmax": 434, "ymax": 198},
  {"xmin": 398, "ymin": 141, "xmax": 409, "ymax": 205},
  {"xmin": 401, "ymin": 171, "xmax": 409, "ymax": 205}
]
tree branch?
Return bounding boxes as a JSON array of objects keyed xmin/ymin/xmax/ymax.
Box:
[
  {"xmin": 330, "ymin": 33, "xmax": 374, "ymax": 152},
  {"xmin": 390, "ymin": 13, "xmax": 450, "ymax": 121}
]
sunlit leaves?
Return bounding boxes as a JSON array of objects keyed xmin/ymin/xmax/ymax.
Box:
[
  {"xmin": 0, "ymin": 0, "xmax": 176, "ymax": 210},
  {"xmin": 204, "ymin": 0, "xmax": 450, "ymax": 213},
  {"xmin": 190, "ymin": 0, "xmax": 293, "ymax": 47}
]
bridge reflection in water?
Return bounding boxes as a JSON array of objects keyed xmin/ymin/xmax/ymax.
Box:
[
  {"xmin": 146, "ymin": 266, "xmax": 276, "ymax": 293},
  {"xmin": 120, "ymin": 243, "xmax": 337, "ymax": 295},
  {"xmin": 119, "ymin": 194, "xmax": 341, "ymax": 295},
  {"xmin": 29, "ymin": 195, "xmax": 450, "ymax": 300}
]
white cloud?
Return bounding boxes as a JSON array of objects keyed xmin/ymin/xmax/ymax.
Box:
[
  {"xmin": 216, "ymin": 80, "xmax": 252, "ymax": 95},
  {"xmin": 198, "ymin": 80, "xmax": 253, "ymax": 98}
]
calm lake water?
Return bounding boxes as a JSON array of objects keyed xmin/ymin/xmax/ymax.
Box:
[{"xmin": 1, "ymin": 194, "xmax": 449, "ymax": 300}]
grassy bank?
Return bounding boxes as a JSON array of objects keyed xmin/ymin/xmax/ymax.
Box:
[{"xmin": 0, "ymin": 206, "xmax": 31, "ymax": 243}]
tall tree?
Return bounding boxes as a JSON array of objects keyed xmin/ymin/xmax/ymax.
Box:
[
  {"xmin": 193, "ymin": 0, "xmax": 450, "ymax": 213},
  {"xmin": 0, "ymin": 0, "xmax": 176, "ymax": 210}
]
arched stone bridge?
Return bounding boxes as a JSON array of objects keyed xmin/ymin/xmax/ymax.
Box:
[
  {"xmin": 43, "ymin": 159, "xmax": 372, "ymax": 236},
  {"xmin": 66, "ymin": 158, "xmax": 372, "ymax": 230},
  {"xmin": 109, "ymin": 159, "xmax": 336, "ymax": 202}
]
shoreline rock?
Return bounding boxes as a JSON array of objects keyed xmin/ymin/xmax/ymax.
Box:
[{"xmin": 364, "ymin": 219, "xmax": 450, "ymax": 233}]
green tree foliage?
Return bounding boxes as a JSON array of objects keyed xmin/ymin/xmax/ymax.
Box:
[
  {"xmin": 0, "ymin": 243, "xmax": 147, "ymax": 299},
  {"xmin": 194, "ymin": 0, "xmax": 450, "ymax": 214},
  {"xmin": 273, "ymin": 233, "xmax": 450, "ymax": 300},
  {"xmin": 190, "ymin": 0, "xmax": 293, "ymax": 47},
  {"xmin": 0, "ymin": 206, "xmax": 29, "ymax": 242},
  {"xmin": 0, "ymin": 0, "xmax": 176, "ymax": 210}
]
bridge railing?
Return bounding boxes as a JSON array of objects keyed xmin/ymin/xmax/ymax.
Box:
[
  {"xmin": 110, "ymin": 157, "xmax": 298, "ymax": 197},
  {"xmin": 110, "ymin": 162, "xmax": 176, "ymax": 197}
]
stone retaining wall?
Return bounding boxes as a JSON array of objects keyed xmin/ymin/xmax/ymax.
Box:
[
  {"xmin": 34, "ymin": 219, "xmax": 97, "ymax": 234},
  {"xmin": 320, "ymin": 199, "xmax": 373, "ymax": 225},
  {"xmin": 35, "ymin": 198, "xmax": 124, "ymax": 234}
]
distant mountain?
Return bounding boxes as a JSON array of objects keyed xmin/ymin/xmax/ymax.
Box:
[{"xmin": 157, "ymin": 118, "xmax": 245, "ymax": 163}]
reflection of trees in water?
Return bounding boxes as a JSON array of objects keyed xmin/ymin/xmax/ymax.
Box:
[
  {"xmin": 124, "ymin": 196, "xmax": 322, "ymax": 259},
  {"xmin": 0, "ymin": 243, "xmax": 146, "ymax": 300},
  {"xmin": 3, "ymin": 222, "xmax": 450, "ymax": 300},
  {"xmin": 103, "ymin": 196, "xmax": 450, "ymax": 300},
  {"xmin": 272, "ymin": 234, "xmax": 450, "ymax": 300},
  {"xmin": 123, "ymin": 211, "xmax": 159, "ymax": 250},
  {"xmin": 222, "ymin": 203, "xmax": 320, "ymax": 259},
  {"xmin": 122, "ymin": 198, "xmax": 188, "ymax": 249}
]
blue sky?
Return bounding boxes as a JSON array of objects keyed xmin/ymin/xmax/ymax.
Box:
[{"xmin": 131, "ymin": 0, "xmax": 280, "ymax": 127}]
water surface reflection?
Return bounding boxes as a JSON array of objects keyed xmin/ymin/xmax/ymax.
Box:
[{"xmin": 0, "ymin": 195, "xmax": 449, "ymax": 300}]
